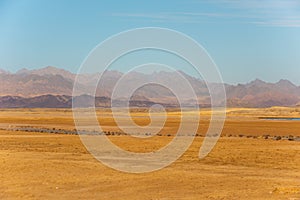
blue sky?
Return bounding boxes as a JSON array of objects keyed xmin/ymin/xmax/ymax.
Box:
[{"xmin": 0, "ymin": 0, "xmax": 300, "ymax": 84}]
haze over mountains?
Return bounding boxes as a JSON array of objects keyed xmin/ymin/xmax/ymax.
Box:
[{"xmin": 0, "ymin": 66, "xmax": 299, "ymax": 108}]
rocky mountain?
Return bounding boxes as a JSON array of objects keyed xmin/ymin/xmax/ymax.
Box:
[
  {"xmin": 16, "ymin": 66, "xmax": 75, "ymax": 81},
  {"xmin": 226, "ymin": 79, "xmax": 300, "ymax": 107},
  {"xmin": 0, "ymin": 66, "xmax": 299, "ymax": 108},
  {"xmin": 0, "ymin": 73, "xmax": 75, "ymax": 96}
]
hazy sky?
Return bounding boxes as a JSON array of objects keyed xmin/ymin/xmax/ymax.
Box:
[{"xmin": 0, "ymin": 0, "xmax": 300, "ymax": 84}]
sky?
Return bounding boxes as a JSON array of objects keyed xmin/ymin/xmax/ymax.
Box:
[{"xmin": 0, "ymin": 0, "xmax": 300, "ymax": 84}]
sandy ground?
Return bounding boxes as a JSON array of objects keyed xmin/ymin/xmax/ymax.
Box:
[{"xmin": 0, "ymin": 108, "xmax": 300, "ymax": 199}]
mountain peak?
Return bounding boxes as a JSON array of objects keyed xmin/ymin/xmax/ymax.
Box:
[
  {"xmin": 248, "ymin": 78, "xmax": 266, "ymax": 86},
  {"xmin": 253, "ymin": 78, "xmax": 264, "ymax": 83},
  {"xmin": 42, "ymin": 66, "xmax": 61, "ymax": 71},
  {"xmin": 277, "ymin": 79, "xmax": 293, "ymax": 85},
  {"xmin": 44, "ymin": 66, "xmax": 57, "ymax": 69},
  {"xmin": 276, "ymin": 79, "xmax": 296, "ymax": 88},
  {"xmin": 0, "ymin": 69, "xmax": 9, "ymax": 74},
  {"xmin": 16, "ymin": 68, "xmax": 30, "ymax": 74},
  {"xmin": 31, "ymin": 66, "xmax": 75, "ymax": 80},
  {"xmin": 34, "ymin": 66, "xmax": 70, "ymax": 74}
]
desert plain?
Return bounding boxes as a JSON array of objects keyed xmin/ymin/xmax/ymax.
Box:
[{"xmin": 0, "ymin": 107, "xmax": 300, "ymax": 199}]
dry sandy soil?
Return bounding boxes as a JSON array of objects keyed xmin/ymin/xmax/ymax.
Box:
[{"xmin": 0, "ymin": 107, "xmax": 300, "ymax": 199}]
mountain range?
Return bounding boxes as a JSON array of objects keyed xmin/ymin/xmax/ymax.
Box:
[{"xmin": 0, "ymin": 66, "xmax": 299, "ymax": 108}]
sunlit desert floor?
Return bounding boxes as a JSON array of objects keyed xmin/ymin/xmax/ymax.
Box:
[{"xmin": 0, "ymin": 107, "xmax": 300, "ymax": 199}]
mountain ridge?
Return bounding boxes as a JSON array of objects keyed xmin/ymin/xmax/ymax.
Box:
[{"xmin": 0, "ymin": 66, "xmax": 299, "ymax": 108}]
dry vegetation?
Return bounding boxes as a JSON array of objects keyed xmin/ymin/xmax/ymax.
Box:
[{"xmin": 0, "ymin": 107, "xmax": 300, "ymax": 199}]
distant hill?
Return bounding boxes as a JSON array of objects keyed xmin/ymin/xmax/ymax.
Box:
[
  {"xmin": 0, "ymin": 94, "xmax": 178, "ymax": 108},
  {"xmin": 226, "ymin": 79, "xmax": 300, "ymax": 107},
  {"xmin": 0, "ymin": 66, "xmax": 299, "ymax": 108},
  {"xmin": 16, "ymin": 66, "xmax": 75, "ymax": 81}
]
